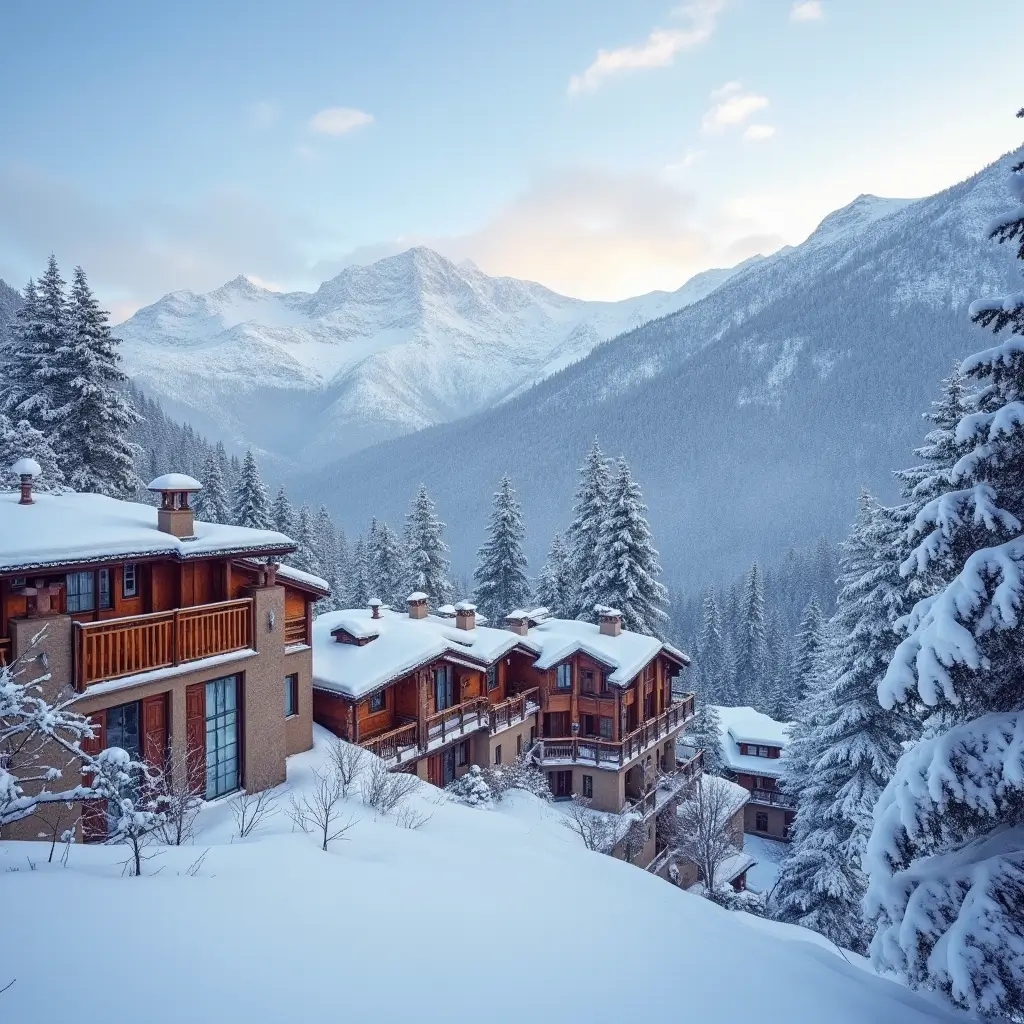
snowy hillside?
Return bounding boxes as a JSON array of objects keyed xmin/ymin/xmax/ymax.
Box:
[
  {"xmin": 304, "ymin": 149, "xmax": 1024, "ymax": 585},
  {"xmin": 116, "ymin": 248, "xmax": 751, "ymax": 464},
  {"xmin": 0, "ymin": 730, "xmax": 960, "ymax": 1024}
]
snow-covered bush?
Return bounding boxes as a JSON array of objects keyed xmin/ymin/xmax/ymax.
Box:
[
  {"xmin": 445, "ymin": 765, "xmax": 493, "ymax": 808},
  {"xmin": 362, "ymin": 759, "xmax": 418, "ymax": 815},
  {"xmin": 484, "ymin": 750, "xmax": 552, "ymax": 803}
]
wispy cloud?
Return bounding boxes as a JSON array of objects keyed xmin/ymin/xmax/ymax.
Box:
[
  {"xmin": 790, "ymin": 1, "xmax": 823, "ymax": 22},
  {"xmin": 701, "ymin": 82, "xmax": 769, "ymax": 133},
  {"xmin": 568, "ymin": 0, "xmax": 726, "ymax": 96},
  {"xmin": 744, "ymin": 124, "xmax": 776, "ymax": 141},
  {"xmin": 308, "ymin": 106, "xmax": 374, "ymax": 136}
]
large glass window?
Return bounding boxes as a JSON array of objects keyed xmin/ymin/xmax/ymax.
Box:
[
  {"xmin": 123, "ymin": 563, "xmax": 138, "ymax": 598},
  {"xmin": 556, "ymin": 663, "xmax": 572, "ymax": 690},
  {"xmin": 105, "ymin": 700, "xmax": 141, "ymax": 756},
  {"xmin": 205, "ymin": 675, "xmax": 240, "ymax": 799},
  {"xmin": 433, "ymin": 665, "xmax": 454, "ymax": 710},
  {"xmin": 98, "ymin": 568, "xmax": 112, "ymax": 610},
  {"xmin": 599, "ymin": 716, "xmax": 614, "ymax": 740},
  {"xmin": 486, "ymin": 665, "xmax": 498, "ymax": 691},
  {"xmin": 285, "ymin": 673, "xmax": 299, "ymax": 718},
  {"xmin": 66, "ymin": 571, "xmax": 95, "ymax": 613}
]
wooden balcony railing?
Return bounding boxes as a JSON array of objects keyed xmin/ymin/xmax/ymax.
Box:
[
  {"xmin": 538, "ymin": 696, "xmax": 695, "ymax": 768},
  {"xmin": 284, "ymin": 615, "xmax": 308, "ymax": 645},
  {"xmin": 489, "ymin": 687, "xmax": 540, "ymax": 734},
  {"xmin": 626, "ymin": 749, "xmax": 705, "ymax": 817},
  {"xmin": 360, "ymin": 721, "xmax": 419, "ymax": 763},
  {"xmin": 74, "ymin": 598, "xmax": 253, "ymax": 690},
  {"xmin": 0, "ymin": 636, "xmax": 10, "ymax": 667},
  {"xmin": 750, "ymin": 787, "xmax": 797, "ymax": 809},
  {"xmin": 426, "ymin": 696, "xmax": 490, "ymax": 743}
]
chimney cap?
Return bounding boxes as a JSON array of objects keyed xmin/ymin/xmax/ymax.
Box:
[
  {"xmin": 368, "ymin": 598, "xmax": 382, "ymax": 608},
  {"xmin": 594, "ymin": 604, "xmax": 622, "ymax": 618},
  {"xmin": 406, "ymin": 591, "xmax": 428, "ymax": 603},
  {"xmin": 12, "ymin": 457, "xmax": 41, "ymax": 479},
  {"xmin": 454, "ymin": 601, "xmax": 477, "ymax": 612},
  {"xmin": 147, "ymin": 473, "xmax": 202, "ymax": 493}
]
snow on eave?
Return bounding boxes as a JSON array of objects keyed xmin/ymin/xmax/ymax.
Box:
[{"xmin": 239, "ymin": 558, "xmax": 330, "ymax": 596}]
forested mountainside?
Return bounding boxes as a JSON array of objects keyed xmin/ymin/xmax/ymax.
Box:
[
  {"xmin": 0, "ymin": 280, "xmax": 22, "ymax": 342},
  {"xmin": 115, "ymin": 248, "xmax": 755, "ymax": 465},
  {"xmin": 297, "ymin": 149, "xmax": 1024, "ymax": 585}
]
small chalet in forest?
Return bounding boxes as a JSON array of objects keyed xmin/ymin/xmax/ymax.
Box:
[
  {"xmin": 313, "ymin": 600, "xmax": 703, "ymax": 867},
  {"xmin": 0, "ymin": 466, "xmax": 327, "ymax": 841},
  {"xmin": 714, "ymin": 705, "xmax": 795, "ymax": 840}
]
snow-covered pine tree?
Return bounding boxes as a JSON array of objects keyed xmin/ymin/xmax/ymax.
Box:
[
  {"xmin": 535, "ymin": 532, "xmax": 572, "ymax": 618},
  {"xmin": 583, "ymin": 456, "xmax": 668, "ymax": 636},
  {"xmin": 565, "ymin": 439, "xmax": 612, "ymax": 619},
  {"xmin": 349, "ymin": 535, "xmax": 371, "ymax": 608},
  {"xmin": 866, "ymin": 124, "xmax": 1024, "ymax": 1018},
  {"xmin": 0, "ymin": 279, "xmax": 39, "ymax": 422},
  {"xmin": 684, "ymin": 690, "xmax": 725, "ymax": 776},
  {"xmin": 473, "ymin": 475, "xmax": 531, "ymax": 624},
  {"xmin": 271, "ymin": 485, "xmax": 295, "ymax": 537},
  {"xmin": 333, "ymin": 528, "xmax": 352, "ymax": 608},
  {"xmin": 366, "ymin": 517, "xmax": 382, "ymax": 590},
  {"xmin": 231, "ymin": 448, "xmax": 271, "ymax": 530},
  {"xmin": 0, "ymin": 414, "xmax": 64, "ymax": 492},
  {"xmin": 733, "ymin": 563, "xmax": 769, "ymax": 706},
  {"xmin": 289, "ymin": 506, "xmax": 320, "ymax": 575},
  {"xmin": 312, "ymin": 506, "xmax": 337, "ymax": 584},
  {"xmin": 696, "ymin": 591, "xmax": 730, "ymax": 705},
  {"xmin": 404, "ymin": 485, "xmax": 453, "ymax": 607},
  {"xmin": 55, "ymin": 267, "xmax": 140, "ymax": 497},
  {"xmin": 373, "ymin": 522, "xmax": 407, "ymax": 608},
  {"xmin": 193, "ymin": 449, "xmax": 232, "ymax": 524},
  {"xmin": 774, "ymin": 493, "xmax": 911, "ymax": 953},
  {"xmin": 785, "ymin": 597, "xmax": 825, "ymax": 718}
]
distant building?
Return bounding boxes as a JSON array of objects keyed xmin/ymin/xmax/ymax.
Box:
[{"xmin": 713, "ymin": 705, "xmax": 796, "ymax": 840}]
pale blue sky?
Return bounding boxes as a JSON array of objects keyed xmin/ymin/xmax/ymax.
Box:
[{"xmin": 0, "ymin": 0, "xmax": 1021, "ymax": 318}]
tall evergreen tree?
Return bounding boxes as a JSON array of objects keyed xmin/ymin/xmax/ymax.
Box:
[
  {"xmin": 696, "ymin": 591, "xmax": 730, "ymax": 704},
  {"xmin": 866, "ymin": 125, "xmax": 1024, "ymax": 1018},
  {"xmin": 55, "ymin": 267, "xmax": 141, "ymax": 496},
  {"xmin": 312, "ymin": 506, "xmax": 337, "ymax": 583},
  {"xmin": 404, "ymin": 485, "xmax": 452, "ymax": 606},
  {"xmin": 349, "ymin": 535, "xmax": 371, "ymax": 608},
  {"xmin": 733, "ymin": 563, "xmax": 769, "ymax": 706},
  {"xmin": 565, "ymin": 439, "xmax": 612, "ymax": 619},
  {"xmin": 333, "ymin": 528, "xmax": 352, "ymax": 608},
  {"xmin": 583, "ymin": 457, "xmax": 668, "ymax": 636},
  {"xmin": 684, "ymin": 688, "xmax": 725, "ymax": 776},
  {"xmin": 289, "ymin": 505, "xmax": 320, "ymax": 575},
  {"xmin": 0, "ymin": 414, "xmax": 64, "ymax": 491},
  {"xmin": 535, "ymin": 532, "xmax": 572, "ymax": 618},
  {"xmin": 231, "ymin": 448, "xmax": 271, "ymax": 530},
  {"xmin": 194, "ymin": 449, "xmax": 231, "ymax": 524},
  {"xmin": 271, "ymin": 485, "xmax": 295, "ymax": 536},
  {"xmin": 775, "ymin": 494, "xmax": 911, "ymax": 953},
  {"xmin": 786, "ymin": 597, "xmax": 825, "ymax": 717},
  {"xmin": 373, "ymin": 522, "xmax": 407, "ymax": 607},
  {"xmin": 473, "ymin": 476, "xmax": 531, "ymax": 624}
]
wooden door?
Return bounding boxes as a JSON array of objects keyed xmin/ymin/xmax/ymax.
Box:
[
  {"xmin": 141, "ymin": 693, "xmax": 169, "ymax": 768},
  {"xmin": 185, "ymin": 683, "xmax": 206, "ymax": 793},
  {"xmin": 544, "ymin": 711, "xmax": 569, "ymax": 737},
  {"xmin": 427, "ymin": 753, "xmax": 443, "ymax": 787}
]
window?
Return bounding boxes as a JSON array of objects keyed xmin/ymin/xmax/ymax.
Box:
[
  {"xmin": 433, "ymin": 665, "xmax": 454, "ymax": 710},
  {"xmin": 582, "ymin": 774, "xmax": 593, "ymax": 798},
  {"xmin": 581, "ymin": 714, "xmax": 596, "ymax": 737},
  {"xmin": 285, "ymin": 673, "xmax": 299, "ymax": 718},
  {"xmin": 456, "ymin": 741, "xmax": 469, "ymax": 767},
  {"xmin": 600, "ymin": 671, "xmax": 612, "ymax": 694},
  {"xmin": 106, "ymin": 700, "xmax": 141, "ymax": 756},
  {"xmin": 494, "ymin": 744, "xmax": 502, "ymax": 765},
  {"xmin": 755, "ymin": 811, "xmax": 769, "ymax": 833},
  {"xmin": 516, "ymin": 734, "xmax": 523, "ymax": 756},
  {"xmin": 556, "ymin": 663, "xmax": 572, "ymax": 690},
  {"xmin": 123, "ymin": 563, "xmax": 138, "ymax": 598},
  {"xmin": 581, "ymin": 669, "xmax": 595, "ymax": 694},
  {"xmin": 205, "ymin": 675, "xmax": 240, "ymax": 799},
  {"xmin": 10, "ymin": 576, "xmax": 26, "ymax": 589},
  {"xmin": 529, "ymin": 726, "xmax": 536, "ymax": 747},
  {"xmin": 758, "ymin": 745, "xmax": 769, "ymax": 757},
  {"xmin": 549, "ymin": 769, "xmax": 572, "ymax": 799},
  {"xmin": 66, "ymin": 571, "xmax": 95, "ymax": 613},
  {"xmin": 369, "ymin": 690, "xmax": 386, "ymax": 714},
  {"xmin": 486, "ymin": 665, "xmax": 498, "ymax": 691},
  {"xmin": 98, "ymin": 568, "xmax": 112, "ymax": 610},
  {"xmin": 599, "ymin": 716, "xmax": 614, "ymax": 740}
]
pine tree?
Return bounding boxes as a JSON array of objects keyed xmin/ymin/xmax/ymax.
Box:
[
  {"xmin": 366, "ymin": 517, "xmax": 382, "ymax": 590},
  {"xmin": 289, "ymin": 506, "xmax": 320, "ymax": 575},
  {"xmin": 866, "ymin": 121, "xmax": 1024, "ymax": 1018},
  {"xmin": 786, "ymin": 597, "xmax": 825, "ymax": 718},
  {"xmin": 0, "ymin": 279, "xmax": 38, "ymax": 423},
  {"xmin": 473, "ymin": 476, "xmax": 531, "ymax": 623},
  {"xmin": 193, "ymin": 450, "xmax": 231, "ymax": 524},
  {"xmin": 404, "ymin": 485, "xmax": 452, "ymax": 607},
  {"xmin": 535, "ymin": 532, "xmax": 572, "ymax": 618},
  {"xmin": 583, "ymin": 457, "xmax": 668, "ymax": 636},
  {"xmin": 696, "ymin": 591, "xmax": 730, "ymax": 704},
  {"xmin": 312, "ymin": 506, "xmax": 337, "ymax": 585},
  {"xmin": 231, "ymin": 448, "xmax": 271, "ymax": 530},
  {"xmin": 734, "ymin": 563, "xmax": 769, "ymax": 706},
  {"xmin": 56, "ymin": 267, "xmax": 141, "ymax": 497},
  {"xmin": 684, "ymin": 692, "xmax": 725, "ymax": 776},
  {"xmin": 373, "ymin": 522, "xmax": 407, "ymax": 607},
  {"xmin": 333, "ymin": 528, "xmax": 352, "ymax": 608},
  {"xmin": 565, "ymin": 439, "xmax": 612, "ymax": 619},
  {"xmin": 271, "ymin": 485, "xmax": 295, "ymax": 537},
  {"xmin": 349, "ymin": 535, "xmax": 371, "ymax": 608},
  {"xmin": 0, "ymin": 414, "xmax": 64, "ymax": 491},
  {"xmin": 775, "ymin": 493, "xmax": 911, "ymax": 953}
]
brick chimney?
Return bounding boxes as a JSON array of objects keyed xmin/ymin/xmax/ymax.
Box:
[
  {"xmin": 147, "ymin": 473, "xmax": 202, "ymax": 539},
  {"xmin": 12, "ymin": 457, "xmax": 42, "ymax": 505},
  {"xmin": 369, "ymin": 598, "xmax": 382, "ymax": 619},
  {"xmin": 407, "ymin": 592, "xmax": 429, "ymax": 620},
  {"xmin": 454, "ymin": 602, "xmax": 477, "ymax": 631},
  {"xmin": 506, "ymin": 611, "xmax": 530, "ymax": 636},
  {"xmin": 597, "ymin": 606, "xmax": 623, "ymax": 637}
]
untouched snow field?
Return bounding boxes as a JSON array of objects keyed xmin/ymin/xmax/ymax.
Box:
[{"xmin": 1, "ymin": 729, "xmax": 963, "ymax": 1024}]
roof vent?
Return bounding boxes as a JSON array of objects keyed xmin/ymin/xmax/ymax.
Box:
[
  {"xmin": 369, "ymin": 598, "xmax": 382, "ymax": 620},
  {"xmin": 12, "ymin": 457, "xmax": 41, "ymax": 506},
  {"xmin": 454, "ymin": 601, "xmax": 477, "ymax": 631},
  {"xmin": 505, "ymin": 610, "xmax": 530, "ymax": 636},
  {"xmin": 147, "ymin": 473, "xmax": 201, "ymax": 539},
  {"xmin": 407, "ymin": 591, "xmax": 429, "ymax": 620},
  {"xmin": 596, "ymin": 605, "xmax": 623, "ymax": 637}
]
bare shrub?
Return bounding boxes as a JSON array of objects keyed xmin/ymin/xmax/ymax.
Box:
[
  {"xmin": 231, "ymin": 788, "xmax": 279, "ymax": 839},
  {"xmin": 156, "ymin": 745, "xmax": 205, "ymax": 846},
  {"xmin": 561, "ymin": 795, "xmax": 617, "ymax": 853},
  {"xmin": 287, "ymin": 766, "xmax": 358, "ymax": 851},
  {"xmin": 362, "ymin": 760, "xmax": 419, "ymax": 815},
  {"xmin": 328, "ymin": 741, "xmax": 367, "ymax": 799},
  {"xmin": 394, "ymin": 805, "xmax": 432, "ymax": 830}
]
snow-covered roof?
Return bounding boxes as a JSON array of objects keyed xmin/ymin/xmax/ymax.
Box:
[
  {"xmin": 272, "ymin": 562, "xmax": 330, "ymax": 595},
  {"xmin": 12, "ymin": 457, "xmax": 41, "ymax": 478},
  {"xmin": 714, "ymin": 706, "xmax": 792, "ymax": 778},
  {"xmin": 679, "ymin": 774, "xmax": 751, "ymax": 819},
  {"xmin": 312, "ymin": 606, "xmax": 527, "ymax": 699},
  {"xmin": 523, "ymin": 617, "xmax": 688, "ymax": 687},
  {"xmin": 147, "ymin": 473, "xmax": 202, "ymax": 491},
  {"xmin": 0, "ymin": 490, "xmax": 294, "ymax": 573}
]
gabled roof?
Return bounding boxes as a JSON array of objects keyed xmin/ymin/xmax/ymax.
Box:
[
  {"xmin": 237, "ymin": 559, "xmax": 331, "ymax": 597},
  {"xmin": 713, "ymin": 706, "xmax": 792, "ymax": 778},
  {"xmin": 0, "ymin": 490, "xmax": 294, "ymax": 573}
]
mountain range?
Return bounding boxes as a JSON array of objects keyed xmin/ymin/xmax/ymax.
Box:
[
  {"xmin": 290, "ymin": 149, "xmax": 1023, "ymax": 586},
  {"xmin": 115, "ymin": 249, "xmax": 756, "ymax": 464}
]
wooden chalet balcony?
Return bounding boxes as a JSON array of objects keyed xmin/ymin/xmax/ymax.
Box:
[
  {"xmin": 361, "ymin": 721, "xmax": 419, "ymax": 764},
  {"xmin": 750, "ymin": 787, "xmax": 797, "ymax": 809},
  {"xmin": 488, "ymin": 687, "xmax": 540, "ymax": 734},
  {"xmin": 538, "ymin": 695, "xmax": 695, "ymax": 768},
  {"xmin": 427, "ymin": 696, "xmax": 490, "ymax": 743},
  {"xmin": 627, "ymin": 748, "xmax": 705, "ymax": 817},
  {"xmin": 73, "ymin": 598, "xmax": 253, "ymax": 691},
  {"xmin": 0, "ymin": 636, "xmax": 10, "ymax": 667},
  {"xmin": 284, "ymin": 615, "xmax": 308, "ymax": 645}
]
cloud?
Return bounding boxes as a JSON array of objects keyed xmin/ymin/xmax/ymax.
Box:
[
  {"xmin": 744, "ymin": 123, "xmax": 776, "ymax": 141},
  {"xmin": 790, "ymin": 1, "xmax": 823, "ymax": 21},
  {"xmin": 701, "ymin": 82, "xmax": 769, "ymax": 133},
  {"xmin": 308, "ymin": 107, "xmax": 374, "ymax": 136},
  {"xmin": 568, "ymin": 0, "xmax": 725, "ymax": 95},
  {"xmin": 247, "ymin": 100, "xmax": 281, "ymax": 129}
]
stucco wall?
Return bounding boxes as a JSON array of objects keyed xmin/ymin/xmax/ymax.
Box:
[
  {"xmin": 744, "ymin": 801, "xmax": 790, "ymax": 840},
  {"xmin": 283, "ymin": 646, "xmax": 313, "ymax": 757}
]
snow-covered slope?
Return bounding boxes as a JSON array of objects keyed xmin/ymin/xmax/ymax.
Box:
[
  {"xmin": 305, "ymin": 149, "xmax": 1024, "ymax": 584},
  {"xmin": 0, "ymin": 730, "xmax": 961, "ymax": 1024},
  {"xmin": 117, "ymin": 248, "xmax": 751, "ymax": 464}
]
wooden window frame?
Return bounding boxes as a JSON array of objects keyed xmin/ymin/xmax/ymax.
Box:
[
  {"xmin": 285, "ymin": 673, "xmax": 299, "ymax": 718},
  {"xmin": 66, "ymin": 570, "xmax": 96, "ymax": 613},
  {"xmin": 556, "ymin": 662, "xmax": 572, "ymax": 690},
  {"xmin": 582, "ymin": 773, "xmax": 593, "ymax": 799},
  {"xmin": 123, "ymin": 562, "xmax": 138, "ymax": 598},
  {"xmin": 369, "ymin": 690, "xmax": 386, "ymax": 714},
  {"xmin": 486, "ymin": 664, "xmax": 498, "ymax": 691},
  {"xmin": 755, "ymin": 811, "xmax": 769, "ymax": 832},
  {"xmin": 456, "ymin": 740, "xmax": 469, "ymax": 767},
  {"xmin": 98, "ymin": 568, "xmax": 112, "ymax": 610},
  {"xmin": 494, "ymin": 744, "xmax": 502, "ymax": 765}
]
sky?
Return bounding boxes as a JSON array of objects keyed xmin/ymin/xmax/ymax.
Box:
[{"xmin": 0, "ymin": 0, "xmax": 1021, "ymax": 321}]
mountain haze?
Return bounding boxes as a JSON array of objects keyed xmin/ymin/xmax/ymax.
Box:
[{"xmin": 296, "ymin": 150, "xmax": 1024, "ymax": 587}]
